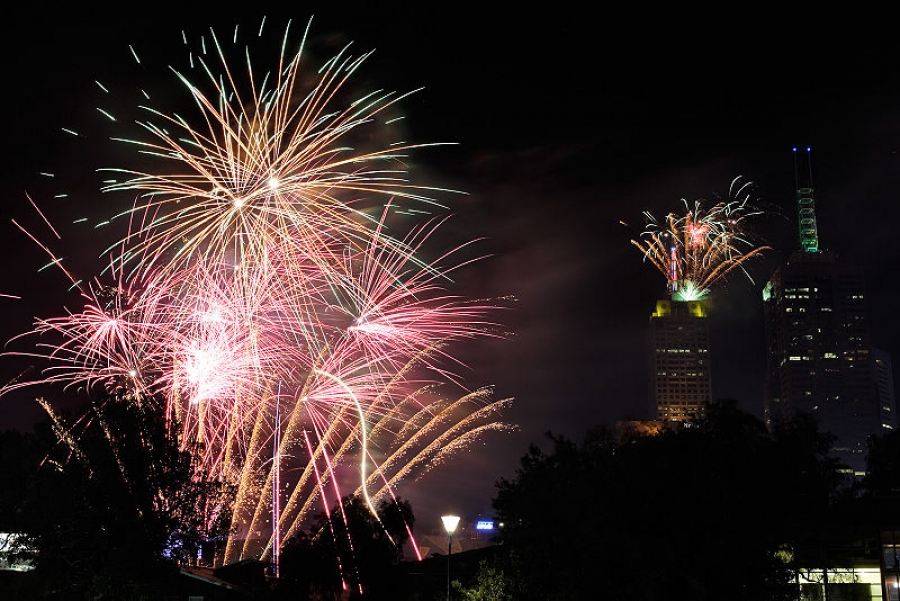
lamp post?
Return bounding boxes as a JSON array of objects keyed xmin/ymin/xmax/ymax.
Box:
[{"xmin": 441, "ymin": 515, "xmax": 460, "ymax": 601}]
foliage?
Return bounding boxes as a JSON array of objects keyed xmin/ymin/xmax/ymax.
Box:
[
  {"xmin": 452, "ymin": 558, "xmax": 515, "ymax": 601},
  {"xmin": 275, "ymin": 495, "xmax": 414, "ymax": 600},
  {"xmin": 836, "ymin": 428, "xmax": 900, "ymax": 552},
  {"xmin": 490, "ymin": 400, "xmax": 845, "ymax": 601},
  {"xmin": 6, "ymin": 395, "xmax": 889, "ymax": 600},
  {"xmin": 1, "ymin": 391, "xmax": 234, "ymax": 598},
  {"xmin": 861, "ymin": 428, "xmax": 900, "ymax": 496}
]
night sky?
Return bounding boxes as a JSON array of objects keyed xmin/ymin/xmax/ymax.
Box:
[{"xmin": 3, "ymin": 5, "xmax": 900, "ymax": 534}]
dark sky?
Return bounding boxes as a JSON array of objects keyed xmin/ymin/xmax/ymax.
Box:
[{"xmin": 3, "ymin": 5, "xmax": 900, "ymax": 533}]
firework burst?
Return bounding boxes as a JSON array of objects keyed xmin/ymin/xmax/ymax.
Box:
[
  {"xmin": 631, "ymin": 176, "xmax": 771, "ymax": 301},
  {"xmin": 1, "ymin": 16, "xmax": 514, "ymax": 575}
]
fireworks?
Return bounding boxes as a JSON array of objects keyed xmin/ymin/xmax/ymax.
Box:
[
  {"xmin": 1, "ymin": 17, "xmax": 513, "ymax": 572},
  {"xmin": 631, "ymin": 177, "xmax": 770, "ymax": 301}
]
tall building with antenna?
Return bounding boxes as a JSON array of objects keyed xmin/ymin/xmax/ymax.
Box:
[
  {"xmin": 762, "ymin": 147, "xmax": 895, "ymax": 475},
  {"xmin": 650, "ymin": 297, "xmax": 712, "ymax": 422},
  {"xmin": 634, "ymin": 177, "xmax": 769, "ymax": 424}
]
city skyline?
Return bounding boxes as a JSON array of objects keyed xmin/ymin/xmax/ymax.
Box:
[{"xmin": 2, "ymin": 6, "xmax": 900, "ymax": 531}]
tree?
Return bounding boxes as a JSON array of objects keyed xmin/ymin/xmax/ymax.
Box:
[
  {"xmin": 274, "ymin": 530, "xmax": 341, "ymax": 600},
  {"xmin": 275, "ymin": 495, "xmax": 415, "ymax": 600},
  {"xmin": 452, "ymin": 558, "xmax": 515, "ymax": 601},
  {"xmin": 491, "ymin": 430, "xmax": 620, "ymax": 599},
  {"xmin": 861, "ymin": 428, "xmax": 900, "ymax": 496},
  {"xmin": 491, "ymin": 400, "xmax": 845, "ymax": 600},
  {"xmin": 5, "ymin": 391, "xmax": 234, "ymax": 598}
]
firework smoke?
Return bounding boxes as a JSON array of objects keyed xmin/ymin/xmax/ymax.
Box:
[{"xmin": 1, "ymin": 16, "xmax": 514, "ymax": 571}]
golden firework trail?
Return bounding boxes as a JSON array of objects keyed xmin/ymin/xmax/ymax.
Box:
[
  {"xmin": 631, "ymin": 176, "xmax": 771, "ymax": 301},
  {"xmin": 1, "ymin": 16, "xmax": 515, "ymax": 575}
]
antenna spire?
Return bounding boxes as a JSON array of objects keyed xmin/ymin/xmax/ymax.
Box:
[{"xmin": 793, "ymin": 146, "xmax": 819, "ymax": 253}]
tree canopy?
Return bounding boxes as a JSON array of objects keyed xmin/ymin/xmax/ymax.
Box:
[
  {"xmin": 7, "ymin": 396, "xmax": 900, "ymax": 600},
  {"xmin": 275, "ymin": 495, "xmax": 415, "ymax": 600},
  {"xmin": 489, "ymin": 400, "xmax": 849, "ymax": 601},
  {"xmin": 0, "ymin": 393, "xmax": 234, "ymax": 598}
]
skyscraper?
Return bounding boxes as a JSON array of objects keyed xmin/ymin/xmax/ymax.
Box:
[
  {"xmin": 633, "ymin": 177, "xmax": 769, "ymax": 424},
  {"xmin": 762, "ymin": 148, "xmax": 895, "ymax": 475},
  {"xmin": 650, "ymin": 298, "xmax": 712, "ymax": 422}
]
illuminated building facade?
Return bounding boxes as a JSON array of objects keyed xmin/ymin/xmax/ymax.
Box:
[
  {"xmin": 650, "ymin": 298, "xmax": 712, "ymax": 422},
  {"xmin": 762, "ymin": 148, "xmax": 895, "ymax": 475},
  {"xmin": 763, "ymin": 252, "xmax": 885, "ymax": 473}
]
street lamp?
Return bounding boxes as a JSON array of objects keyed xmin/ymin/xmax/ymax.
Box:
[{"xmin": 441, "ymin": 515, "xmax": 460, "ymax": 601}]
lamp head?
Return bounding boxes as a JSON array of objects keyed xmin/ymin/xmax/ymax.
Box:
[{"xmin": 441, "ymin": 515, "xmax": 461, "ymax": 535}]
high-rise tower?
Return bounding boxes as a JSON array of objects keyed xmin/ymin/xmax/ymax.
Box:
[
  {"xmin": 763, "ymin": 147, "xmax": 895, "ymax": 475},
  {"xmin": 633, "ymin": 178, "xmax": 769, "ymax": 424},
  {"xmin": 650, "ymin": 298, "xmax": 712, "ymax": 422}
]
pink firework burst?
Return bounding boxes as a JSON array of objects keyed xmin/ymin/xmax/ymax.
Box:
[{"xmin": 1, "ymin": 16, "xmax": 515, "ymax": 577}]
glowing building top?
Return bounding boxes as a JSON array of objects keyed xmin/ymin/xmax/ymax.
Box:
[{"xmin": 793, "ymin": 146, "xmax": 819, "ymax": 253}]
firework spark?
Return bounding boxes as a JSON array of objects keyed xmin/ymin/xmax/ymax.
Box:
[
  {"xmin": 1, "ymin": 16, "xmax": 514, "ymax": 576},
  {"xmin": 631, "ymin": 176, "xmax": 771, "ymax": 301}
]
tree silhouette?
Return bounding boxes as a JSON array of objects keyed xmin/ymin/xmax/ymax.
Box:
[
  {"xmin": 491, "ymin": 400, "xmax": 844, "ymax": 601},
  {"xmin": 276, "ymin": 495, "xmax": 414, "ymax": 600},
  {"xmin": 3, "ymin": 391, "xmax": 233, "ymax": 598}
]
